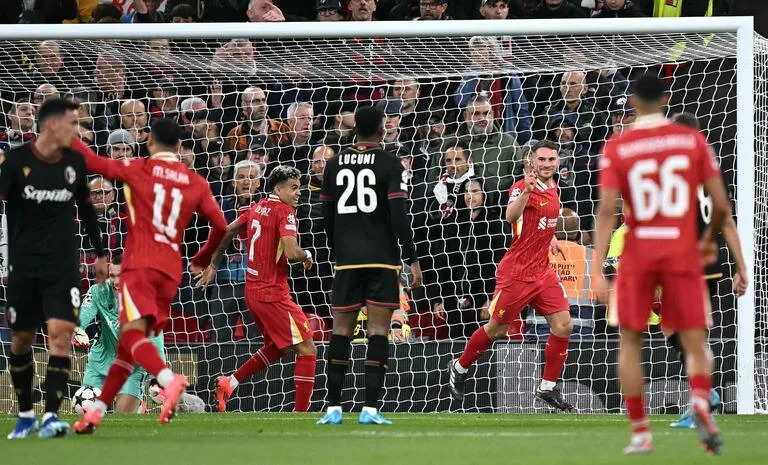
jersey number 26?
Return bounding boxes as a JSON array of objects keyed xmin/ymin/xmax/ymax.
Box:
[{"xmin": 337, "ymin": 168, "xmax": 377, "ymax": 214}]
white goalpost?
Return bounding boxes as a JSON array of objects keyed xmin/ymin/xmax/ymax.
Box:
[{"xmin": 0, "ymin": 17, "xmax": 760, "ymax": 415}]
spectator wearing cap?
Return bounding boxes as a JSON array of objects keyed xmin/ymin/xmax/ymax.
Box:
[
  {"xmin": 320, "ymin": 102, "xmax": 356, "ymax": 155},
  {"xmin": 456, "ymin": 95, "xmax": 522, "ymax": 194},
  {"xmin": 609, "ymin": 95, "xmax": 636, "ymax": 136},
  {"xmin": 454, "ymin": 36, "xmax": 532, "ymax": 144},
  {"xmin": 0, "ymin": 102, "xmax": 36, "ymax": 152},
  {"xmin": 315, "ymin": 0, "xmax": 344, "ymax": 20},
  {"xmin": 594, "ymin": 0, "xmax": 646, "ymax": 17},
  {"xmin": 132, "ymin": 0, "xmax": 165, "ymax": 22},
  {"xmin": 416, "ymin": 108, "xmax": 453, "ymax": 183},
  {"xmin": 295, "ymin": 145, "xmax": 336, "ymax": 318},
  {"xmin": 107, "ymin": 129, "xmax": 137, "ymax": 161},
  {"xmin": 207, "ymin": 160, "xmax": 262, "ymax": 342},
  {"xmin": 348, "ymin": 0, "xmax": 376, "ymax": 21},
  {"xmin": 275, "ymin": 102, "xmax": 316, "ymax": 179},
  {"xmin": 240, "ymin": 134, "xmax": 272, "ymax": 182},
  {"xmin": 119, "ymin": 99, "xmax": 150, "ymax": 157},
  {"xmin": 415, "ymin": 0, "xmax": 452, "ymax": 20},
  {"xmin": 226, "ymin": 86, "xmax": 288, "ymax": 153},
  {"xmin": 377, "ymin": 99, "xmax": 413, "ymax": 155},
  {"xmin": 478, "ymin": 0, "xmax": 525, "ymax": 19},
  {"xmin": 203, "ymin": 138, "xmax": 233, "ymax": 199},
  {"xmin": 528, "ymin": 0, "xmax": 587, "ymax": 18}
]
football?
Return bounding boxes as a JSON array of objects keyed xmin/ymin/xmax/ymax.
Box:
[{"xmin": 72, "ymin": 385, "xmax": 102, "ymax": 414}]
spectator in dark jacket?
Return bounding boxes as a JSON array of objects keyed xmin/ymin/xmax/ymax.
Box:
[
  {"xmin": 528, "ymin": 0, "xmax": 586, "ymax": 18},
  {"xmin": 294, "ymin": 145, "xmax": 336, "ymax": 318},
  {"xmin": 449, "ymin": 177, "xmax": 509, "ymax": 338},
  {"xmin": 594, "ymin": 0, "xmax": 646, "ymax": 17}
]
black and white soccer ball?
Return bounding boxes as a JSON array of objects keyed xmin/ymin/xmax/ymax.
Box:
[{"xmin": 72, "ymin": 385, "xmax": 102, "ymax": 414}]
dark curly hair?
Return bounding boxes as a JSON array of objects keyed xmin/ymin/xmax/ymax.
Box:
[{"xmin": 267, "ymin": 165, "xmax": 301, "ymax": 192}]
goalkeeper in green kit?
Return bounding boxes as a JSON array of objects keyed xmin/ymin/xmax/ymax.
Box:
[{"xmin": 75, "ymin": 255, "xmax": 165, "ymax": 413}]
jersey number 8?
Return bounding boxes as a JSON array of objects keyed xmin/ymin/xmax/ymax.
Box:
[
  {"xmin": 337, "ymin": 168, "xmax": 377, "ymax": 214},
  {"xmin": 628, "ymin": 155, "xmax": 689, "ymax": 221}
]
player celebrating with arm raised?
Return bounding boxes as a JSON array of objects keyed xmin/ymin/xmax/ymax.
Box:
[
  {"xmin": 195, "ymin": 165, "xmax": 318, "ymax": 413},
  {"xmin": 592, "ymin": 75, "xmax": 731, "ymax": 455},
  {"xmin": 448, "ymin": 139, "xmax": 574, "ymax": 412},
  {"xmin": 317, "ymin": 105, "xmax": 422, "ymax": 425},
  {"xmin": 3, "ymin": 98, "xmax": 108, "ymax": 439},
  {"xmin": 69, "ymin": 118, "xmax": 228, "ymax": 433}
]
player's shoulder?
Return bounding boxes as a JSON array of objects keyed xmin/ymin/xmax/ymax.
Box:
[{"xmin": 4, "ymin": 144, "xmax": 32, "ymax": 164}]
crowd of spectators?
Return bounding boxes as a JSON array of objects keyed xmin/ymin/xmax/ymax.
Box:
[{"xmin": 0, "ymin": 0, "xmax": 757, "ymax": 344}]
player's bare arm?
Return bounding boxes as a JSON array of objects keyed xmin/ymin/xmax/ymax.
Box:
[
  {"xmin": 700, "ymin": 175, "xmax": 731, "ymax": 265},
  {"xmin": 592, "ymin": 186, "xmax": 620, "ymax": 305},
  {"xmin": 505, "ymin": 171, "xmax": 535, "ymax": 224},
  {"xmin": 720, "ymin": 215, "xmax": 749, "ymax": 295},
  {"xmin": 195, "ymin": 220, "xmax": 245, "ymax": 287},
  {"xmin": 281, "ymin": 235, "xmax": 313, "ymax": 270}
]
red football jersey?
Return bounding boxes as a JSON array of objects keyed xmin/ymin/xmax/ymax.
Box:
[
  {"xmin": 496, "ymin": 178, "xmax": 561, "ymax": 285},
  {"xmin": 600, "ymin": 115, "xmax": 721, "ymax": 273},
  {"xmin": 71, "ymin": 139, "xmax": 227, "ymax": 282},
  {"xmin": 237, "ymin": 194, "xmax": 297, "ymax": 302}
]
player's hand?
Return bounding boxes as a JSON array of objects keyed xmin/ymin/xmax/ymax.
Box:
[
  {"xmin": 523, "ymin": 169, "xmax": 536, "ymax": 193},
  {"xmin": 479, "ymin": 299, "xmax": 490, "ymax": 320},
  {"xmin": 93, "ymin": 256, "xmax": 108, "ymax": 284},
  {"xmin": 592, "ymin": 274, "xmax": 610, "ymax": 305},
  {"xmin": 409, "ymin": 261, "xmax": 423, "ymax": 289},
  {"xmin": 733, "ymin": 269, "xmax": 749, "ymax": 296},
  {"xmin": 302, "ymin": 255, "xmax": 313, "ymax": 270},
  {"xmin": 195, "ymin": 265, "xmax": 217, "ymax": 288},
  {"xmin": 698, "ymin": 238, "xmax": 718, "ymax": 266},
  {"xmin": 550, "ymin": 237, "xmax": 566, "ymax": 260}
]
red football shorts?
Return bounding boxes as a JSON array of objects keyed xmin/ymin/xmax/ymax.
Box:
[
  {"xmin": 245, "ymin": 289, "xmax": 312, "ymax": 350},
  {"xmin": 119, "ymin": 268, "xmax": 179, "ymax": 335},
  {"xmin": 615, "ymin": 271, "xmax": 711, "ymax": 333},
  {"xmin": 489, "ymin": 269, "xmax": 569, "ymax": 325}
]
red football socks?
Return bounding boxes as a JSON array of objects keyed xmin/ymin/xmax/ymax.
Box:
[
  {"xmin": 458, "ymin": 327, "xmax": 493, "ymax": 369},
  {"xmin": 121, "ymin": 329, "xmax": 166, "ymax": 376},
  {"xmin": 625, "ymin": 395, "xmax": 650, "ymax": 433},
  {"xmin": 543, "ymin": 333, "xmax": 569, "ymax": 383},
  {"xmin": 293, "ymin": 355, "xmax": 316, "ymax": 412},
  {"xmin": 98, "ymin": 343, "xmax": 135, "ymax": 407},
  {"xmin": 234, "ymin": 342, "xmax": 282, "ymax": 383},
  {"xmin": 689, "ymin": 374, "xmax": 711, "ymax": 409}
]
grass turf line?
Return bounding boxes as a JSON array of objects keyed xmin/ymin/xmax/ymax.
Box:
[{"xmin": 3, "ymin": 413, "xmax": 768, "ymax": 465}]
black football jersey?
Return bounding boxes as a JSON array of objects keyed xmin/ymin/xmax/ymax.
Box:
[
  {"xmin": 696, "ymin": 185, "xmax": 731, "ymax": 279},
  {"xmin": 0, "ymin": 143, "xmax": 90, "ymax": 275},
  {"xmin": 320, "ymin": 143, "xmax": 409, "ymax": 268}
]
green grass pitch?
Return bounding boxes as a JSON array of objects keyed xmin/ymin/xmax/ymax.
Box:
[{"xmin": 3, "ymin": 413, "xmax": 768, "ymax": 465}]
